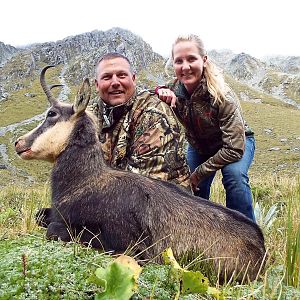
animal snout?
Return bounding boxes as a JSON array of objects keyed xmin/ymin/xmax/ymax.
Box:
[
  {"xmin": 15, "ymin": 138, "xmax": 24, "ymax": 151},
  {"xmin": 14, "ymin": 138, "xmax": 31, "ymax": 157}
]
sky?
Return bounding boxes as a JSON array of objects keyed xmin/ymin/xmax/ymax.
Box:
[{"xmin": 1, "ymin": 0, "xmax": 299, "ymax": 58}]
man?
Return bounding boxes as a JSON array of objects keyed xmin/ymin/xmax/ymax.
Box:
[{"xmin": 91, "ymin": 52, "xmax": 190, "ymax": 189}]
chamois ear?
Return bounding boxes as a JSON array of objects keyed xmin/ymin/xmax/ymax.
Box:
[{"xmin": 74, "ymin": 78, "xmax": 91, "ymax": 114}]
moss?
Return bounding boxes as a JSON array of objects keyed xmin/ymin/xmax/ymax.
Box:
[{"xmin": 0, "ymin": 234, "xmax": 111, "ymax": 299}]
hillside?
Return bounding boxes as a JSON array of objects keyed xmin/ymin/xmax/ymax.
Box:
[
  {"xmin": 209, "ymin": 50, "xmax": 300, "ymax": 109},
  {"xmin": 0, "ymin": 27, "xmax": 299, "ymax": 188}
]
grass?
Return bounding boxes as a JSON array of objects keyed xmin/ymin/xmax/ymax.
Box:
[
  {"xmin": 240, "ymin": 101, "xmax": 300, "ymax": 178},
  {"xmin": 0, "ymin": 184, "xmax": 50, "ymax": 239},
  {"xmin": 226, "ymin": 74, "xmax": 291, "ymax": 108},
  {"xmin": 259, "ymin": 71, "xmax": 300, "ymax": 104},
  {"xmin": 0, "ymin": 175, "xmax": 299, "ymax": 299},
  {"xmin": 285, "ymin": 183, "xmax": 300, "ymax": 288},
  {"xmin": 0, "ymin": 63, "xmax": 64, "ymax": 127}
]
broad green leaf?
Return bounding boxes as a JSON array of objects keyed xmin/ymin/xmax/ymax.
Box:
[
  {"xmin": 181, "ymin": 270, "xmax": 208, "ymax": 295},
  {"xmin": 162, "ymin": 247, "xmax": 182, "ymax": 270},
  {"xmin": 93, "ymin": 255, "xmax": 141, "ymax": 300},
  {"xmin": 162, "ymin": 248, "xmax": 224, "ymax": 299},
  {"xmin": 115, "ymin": 254, "xmax": 142, "ymax": 283}
]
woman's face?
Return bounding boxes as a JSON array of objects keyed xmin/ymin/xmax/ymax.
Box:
[{"xmin": 172, "ymin": 41, "xmax": 207, "ymax": 94}]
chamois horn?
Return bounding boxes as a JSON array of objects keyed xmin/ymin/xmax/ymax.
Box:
[{"xmin": 40, "ymin": 65, "xmax": 63, "ymax": 104}]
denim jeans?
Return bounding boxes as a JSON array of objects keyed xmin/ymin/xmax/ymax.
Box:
[{"xmin": 187, "ymin": 135, "xmax": 256, "ymax": 221}]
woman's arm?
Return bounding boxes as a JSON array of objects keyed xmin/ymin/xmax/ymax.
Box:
[{"xmin": 192, "ymin": 93, "xmax": 246, "ymax": 188}]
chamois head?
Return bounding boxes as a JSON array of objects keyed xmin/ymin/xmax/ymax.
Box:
[{"xmin": 15, "ymin": 65, "xmax": 91, "ymax": 163}]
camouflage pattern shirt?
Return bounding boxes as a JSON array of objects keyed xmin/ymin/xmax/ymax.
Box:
[
  {"xmin": 169, "ymin": 78, "xmax": 254, "ymax": 181},
  {"xmin": 90, "ymin": 90, "xmax": 191, "ymax": 189}
]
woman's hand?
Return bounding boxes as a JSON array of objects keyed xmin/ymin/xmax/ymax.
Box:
[
  {"xmin": 157, "ymin": 88, "xmax": 177, "ymax": 108},
  {"xmin": 190, "ymin": 171, "xmax": 202, "ymax": 194}
]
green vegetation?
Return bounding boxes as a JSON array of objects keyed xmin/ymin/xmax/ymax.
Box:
[
  {"xmin": 0, "ymin": 64, "xmax": 65, "ymax": 127},
  {"xmin": 240, "ymin": 101, "xmax": 300, "ymax": 178},
  {"xmin": 258, "ymin": 71, "xmax": 300, "ymax": 105},
  {"xmin": 138, "ymin": 61, "xmax": 168, "ymax": 88},
  {"xmin": 0, "ymin": 234, "xmax": 111, "ymax": 299},
  {"xmin": 226, "ymin": 75, "xmax": 290, "ymax": 108},
  {"xmin": 0, "ymin": 175, "xmax": 299, "ymax": 299}
]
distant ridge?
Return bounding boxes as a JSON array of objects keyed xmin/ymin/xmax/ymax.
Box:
[{"xmin": 0, "ymin": 27, "xmax": 299, "ymax": 108}]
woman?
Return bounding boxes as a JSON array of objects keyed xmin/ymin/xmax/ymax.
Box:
[{"xmin": 156, "ymin": 34, "xmax": 256, "ymax": 221}]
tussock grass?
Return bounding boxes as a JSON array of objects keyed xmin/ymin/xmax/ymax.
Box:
[
  {"xmin": 0, "ymin": 184, "xmax": 50, "ymax": 239},
  {"xmin": 285, "ymin": 178, "xmax": 300, "ymax": 289}
]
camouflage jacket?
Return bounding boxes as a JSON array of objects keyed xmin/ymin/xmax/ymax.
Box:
[
  {"xmin": 169, "ymin": 78, "xmax": 254, "ymax": 181},
  {"xmin": 90, "ymin": 90, "xmax": 191, "ymax": 189}
]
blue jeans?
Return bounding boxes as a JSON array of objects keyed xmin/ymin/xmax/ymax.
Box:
[{"xmin": 187, "ymin": 135, "xmax": 256, "ymax": 221}]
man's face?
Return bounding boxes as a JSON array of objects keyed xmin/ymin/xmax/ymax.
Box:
[{"xmin": 95, "ymin": 57, "xmax": 136, "ymax": 106}]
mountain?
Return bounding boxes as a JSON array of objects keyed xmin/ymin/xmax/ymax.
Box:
[
  {"xmin": 0, "ymin": 27, "xmax": 299, "ymax": 187},
  {"xmin": 0, "ymin": 27, "xmax": 165, "ymax": 101},
  {"xmin": 208, "ymin": 50, "xmax": 300, "ymax": 109},
  {"xmin": 0, "ymin": 41, "xmax": 20, "ymax": 66},
  {"xmin": 1, "ymin": 28, "xmax": 299, "ymax": 107},
  {"xmin": 263, "ymin": 55, "xmax": 300, "ymax": 75}
]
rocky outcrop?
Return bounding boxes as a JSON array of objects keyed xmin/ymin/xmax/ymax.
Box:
[
  {"xmin": 0, "ymin": 42, "xmax": 19, "ymax": 65},
  {"xmin": 208, "ymin": 49, "xmax": 235, "ymax": 69},
  {"xmin": 0, "ymin": 27, "xmax": 164, "ymax": 94},
  {"xmin": 27, "ymin": 27, "xmax": 163, "ymax": 84},
  {"xmin": 209, "ymin": 50, "xmax": 300, "ymax": 108},
  {"xmin": 227, "ymin": 53, "xmax": 268, "ymax": 82},
  {"xmin": 262, "ymin": 56, "xmax": 300, "ymax": 75}
]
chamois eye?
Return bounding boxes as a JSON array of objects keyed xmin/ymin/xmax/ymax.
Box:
[{"xmin": 47, "ymin": 111, "xmax": 57, "ymax": 117}]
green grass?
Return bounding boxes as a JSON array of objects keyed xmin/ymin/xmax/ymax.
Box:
[
  {"xmin": 240, "ymin": 101, "xmax": 300, "ymax": 178},
  {"xmin": 0, "ymin": 89, "xmax": 47, "ymax": 127},
  {"xmin": 259, "ymin": 71, "xmax": 300, "ymax": 104},
  {"xmin": 226, "ymin": 75, "xmax": 291, "ymax": 108},
  {"xmin": 0, "ymin": 64, "xmax": 67, "ymax": 127},
  {"xmin": 0, "ymin": 175, "xmax": 299, "ymax": 299},
  {"xmin": 285, "ymin": 183, "xmax": 300, "ymax": 288},
  {"xmin": 0, "ymin": 132, "xmax": 51, "ymax": 188}
]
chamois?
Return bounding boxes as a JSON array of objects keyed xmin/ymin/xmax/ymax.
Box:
[{"xmin": 15, "ymin": 65, "xmax": 266, "ymax": 283}]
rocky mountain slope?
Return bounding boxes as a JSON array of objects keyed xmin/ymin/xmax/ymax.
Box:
[
  {"xmin": 0, "ymin": 27, "xmax": 299, "ymax": 187},
  {"xmin": 0, "ymin": 41, "xmax": 20, "ymax": 66},
  {"xmin": 209, "ymin": 50, "xmax": 300, "ymax": 108},
  {"xmin": 1, "ymin": 27, "xmax": 299, "ymax": 107},
  {"xmin": 0, "ymin": 27, "xmax": 165, "ymax": 100}
]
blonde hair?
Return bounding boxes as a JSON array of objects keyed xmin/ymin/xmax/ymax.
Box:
[{"xmin": 167, "ymin": 34, "xmax": 230, "ymax": 105}]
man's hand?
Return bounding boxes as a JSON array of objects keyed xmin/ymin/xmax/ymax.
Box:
[
  {"xmin": 157, "ymin": 88, "xmax": 177, "ymax": 108},
  {"xmin": 190, "ymin": 171, "xmax": 202, "ymax": 194}
]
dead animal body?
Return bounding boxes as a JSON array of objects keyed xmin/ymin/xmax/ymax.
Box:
[{"xmin": 15, "ymin": 66, "xmax": 266, "ymax": 283}]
